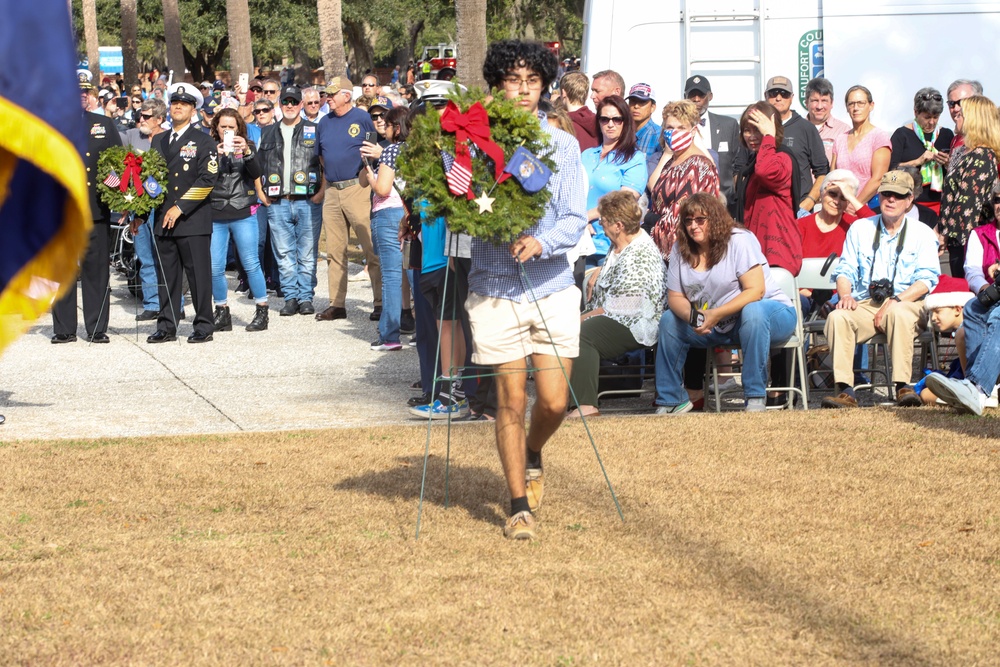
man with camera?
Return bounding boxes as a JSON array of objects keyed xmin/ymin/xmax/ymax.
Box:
[
  {"xmin": 924, "ymin": 224, "xmax": 1000, "ymax": 416},
  {"xmin": 822, "ymin": 171, "xmax": 940, "ymax": 408}
]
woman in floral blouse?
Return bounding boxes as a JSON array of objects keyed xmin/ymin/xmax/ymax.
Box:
[
  {"xmin": 939, "ymin": 95, "xmax": 1000, "ymax": 277},
  {"xmin": 568, "ymin": 191, "xmax": 667, "ymax": 418}
]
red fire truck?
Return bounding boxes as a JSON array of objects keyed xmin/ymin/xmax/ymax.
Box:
[{"xmin": 416, "ymin": 43, "xmax": 457, "ymax": 81}]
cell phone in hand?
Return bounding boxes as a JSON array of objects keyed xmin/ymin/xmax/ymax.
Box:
[
  {"xmin": 364, "ymin": 131, "xmax": 379, "ymax": 167},
  {"xmin": 689, "ymin": 305, "xmax": 705, "ymax": 328},
  {"xmin": 223, "ymin": 129, "xmax": 235, "ymax": 154},
  {"xmin": 238, "ymin": 72, "xmax": 249, "ymax": 91}
]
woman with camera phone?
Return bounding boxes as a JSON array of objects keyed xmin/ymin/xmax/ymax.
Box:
[
  {"xmin": 209, "ymin": 108, "xmax": 269, "ymax": 332},
  {"xmin": 653, "ymin": 193, "xmax": 796, "ymax": 414}
]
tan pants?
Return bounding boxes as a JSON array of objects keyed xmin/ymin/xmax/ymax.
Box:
[
  {"xmin": 823, "ymin": 298, "xmax": 924, "ymax": 385},
  {"xmin": 322, "ymin": 183, "xmax": 381, "ymax": 308}
]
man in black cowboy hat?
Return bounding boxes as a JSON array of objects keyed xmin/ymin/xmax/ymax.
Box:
[{"xmin": 147, "ymin": 82, "xmax": 218, "ymax": 344}]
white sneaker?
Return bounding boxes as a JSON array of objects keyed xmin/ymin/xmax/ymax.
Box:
[
  {"xmin": 709, "ymin": 377, "xmax": 739, "ymax": 394},
  {"xmin": 987, "ymin": 386, "xmax": 999, "ymax": 409},
  {"xmin": 924, "ymin": 375, "xmax": 986, "ymax": 416},
  {"xmin": 654, "ymin": 401, "xmax": 693, "ymax": 415}
]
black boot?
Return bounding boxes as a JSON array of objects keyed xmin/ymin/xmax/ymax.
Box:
[
  {"xmin": 246, "ymin": 304, "xmax": 269, "ymax": 332},
  {"xmin": 213, "ymin": 305, "xmax": 232, "ymax": 332}
]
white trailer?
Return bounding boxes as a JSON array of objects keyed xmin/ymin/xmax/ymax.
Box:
[{"xmin": 581, "ymin": 0, "xmax": 1000, "ymax": 126}]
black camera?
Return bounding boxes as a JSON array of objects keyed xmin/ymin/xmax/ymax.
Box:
[
  {"xmin": 868, "ymin": 279, "xmax": 894, "ymax": 306},
  {"xmin": 976, "ymin": 275, "xmax": 1000, "ymax": 308}
]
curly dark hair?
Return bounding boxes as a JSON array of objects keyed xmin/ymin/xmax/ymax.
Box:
[
  {"xmin": 482, "ymin": 40, "xmax": 558, "ymax": 91},
  {"xmin": 595, "ymin": 95, "xmax": 638, "ymax": 165},
  {"xmin": 210, "ymin": 107, "xmax": 249, "ymax": 142},
  {"xmin": 385, "ymin": 106, "xmax": 411, "ymax": 142},
  {"xmin": 676, "ymin": 193, "xmax": 738, "ymax": 269}
]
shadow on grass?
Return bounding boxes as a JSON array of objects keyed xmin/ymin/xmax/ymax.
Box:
[
  {"xmin": 335, "ymin": 452, "xmax": 507, "ymax": 527},
  {"xmin": 892, "ymin": 406, "xmax": 999, "ymax": 438}
]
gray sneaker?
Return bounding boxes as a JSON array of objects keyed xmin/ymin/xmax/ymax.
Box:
[
  {"xmin": 654, "ymin": 401, "xmax": 693, "ymax": 415},
  {"xmin": 924, "ymin": 375, "xmax": 985, "ymax": 416}
]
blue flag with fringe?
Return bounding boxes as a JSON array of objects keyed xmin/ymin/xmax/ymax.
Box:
[{"xmin": 0, "ymin": 0, "xmax": 90, "ymax": 354}]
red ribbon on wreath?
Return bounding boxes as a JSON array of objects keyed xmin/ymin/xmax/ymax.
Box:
[
  {"xmin": 440, "ymin": 101, "xmax": 510, "ymax": 200},
  {"xmin": 120, "ymin": 151, "xmax": 145, "ymax": 196}
]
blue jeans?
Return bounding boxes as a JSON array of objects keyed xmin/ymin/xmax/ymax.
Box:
[
  {"xmin": 267, "ymin": 198, "xmax": 321, "ymax": 302},
  {"xmin": 371, "ymin": 206, "xmax": 404, "ymax": 342},
  {"xmin": 962, "ymin": 297, "xmax": 1000, "ymax": 395},
  {"xmin": 134, "ymin": 211, "xmax": 159, "ymax": 310},
  {"xmin": 211, "ymin": 214, "xmax": 267, "ymax": 304},
  {"xmin": 655, "ymin": 299, "xmax": 797, "ymax": 405}
]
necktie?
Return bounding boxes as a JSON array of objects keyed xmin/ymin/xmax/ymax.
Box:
[{"xmin": 170, "ymin": 132, "xmax": 178, "ymax": 145}]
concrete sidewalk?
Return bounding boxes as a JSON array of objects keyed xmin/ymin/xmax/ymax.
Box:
[{"xmin": 0, "ymin": 262, "xmax": 423, "ymax": 441}]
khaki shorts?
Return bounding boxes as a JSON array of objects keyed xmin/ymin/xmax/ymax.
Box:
[{"xmin": 466, "ymin": 286, "xmax": 581, "ymax": 365}]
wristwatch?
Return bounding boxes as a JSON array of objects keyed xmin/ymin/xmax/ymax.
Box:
[{"xmin": 891, "ymin": 295, "xmax": 901, "ymax": 303}]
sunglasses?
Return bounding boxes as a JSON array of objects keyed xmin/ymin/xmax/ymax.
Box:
[
  {"xmin": 766, "ymin": 89, "xmax": 792, "ymax": 99},
  {"xmin": 370, "ymin": 112, "xmax": 385, "ymax": 120},
  {"xmin": 881, "ymin": 191, "xmax": 911, "ymax": 201},
  {"xmin": 918, "ymin": 92, "xmax": 943, "ymax": 102},
  {"xmin": 132, "ymin": 99, "xmax": 142, "ymax": 105},
  {"xmin": 304, "ymin": 101, "xmax": 322, "ymax": 106},
  {"xmin": 281, "ymin": 99, "xmax": 299, "ymax": 106},
  {"xmin": 684, "ymin": 216, "xmax": 709, "ymax": 227},
  {"xmin": 253, "ymin": 108, "xmax": 271, "ymax": 115},
  {"xmin": 598, "ymin": 115, "xmax": 624, "ymax": 125},
  {"xmin": 139, "ymin": 112, "xmax": 154, "ymax": 120},
  {"xmin": 263, "ymin": 89, "xmax": 279, "ymax": 95},
  {"xmin": 249, "ymin": 86, "xmax": 263, "ymax": 92},
  {"xmin": 947, "ymin": 99, "xmax": 963, "ymax": 110},
  {"xmin": 362, "ymin": 83, "xmax": 377, "ymax": 88}
]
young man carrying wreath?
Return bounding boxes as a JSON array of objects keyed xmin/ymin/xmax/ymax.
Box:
[{"xmin": 467, "ymin": 40, "xmax": 587, "ymax": 540}]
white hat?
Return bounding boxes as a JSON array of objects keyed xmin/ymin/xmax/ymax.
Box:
[
  {"xmin": 923, "ymin": 291, "xmax": 974, "ymax": 311},
  {"xmin": 167, "ymin": 82, "xmax": 204, "ymax": 108}
]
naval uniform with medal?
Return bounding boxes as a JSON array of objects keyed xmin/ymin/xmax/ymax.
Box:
[
  {"xmin": 148, "ymin": 83, "xmax": 219, "ymax": 343},
  {"xmin": 52, "ymin": 109, "xmax": 123, "ymax": 344}
]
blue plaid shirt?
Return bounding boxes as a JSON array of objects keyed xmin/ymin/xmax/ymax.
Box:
[
  {"xmin": 833, "ymin": 214, "xmax": 940, "ymax": 300},
  {"xmin": 635, "ymin": 119, "xmax": 662, "ymax": 165},
  {"xmin": 469, "ymin": 114, "xmax": 587, "ymax": 302}
]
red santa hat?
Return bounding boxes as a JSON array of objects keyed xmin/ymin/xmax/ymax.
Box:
[{"xmin": 923, "ymin": 275, "xmax": 974, "ymax": 311}]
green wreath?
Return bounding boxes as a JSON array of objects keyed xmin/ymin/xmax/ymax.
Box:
[
  {"xmin": 97, "ymin": 146, "xmax": 168, "ymax": 217},
  {"xmin": 396, "ymin": 88, "xmax": 555, "ymax": 243}
]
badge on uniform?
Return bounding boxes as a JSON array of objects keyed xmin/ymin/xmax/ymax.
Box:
[
  {"xmin": 90, "ymin": 123, "xmax": 106, "ymax": 137},
  {"xmin": 293, "ymin": 171, "xmax": 307, "ymax": 184},
  {"xmin": 207, "ymin": 156, "xmax": 218, "ymax": 174},
  {"xmin": 268, "ymin": 185, "xmax": 280, "ymax": 196},
  {"xmin": 302, "ymin": 125, "xmax": 316, "ymax": 147},
  {"xmin": 268, "ymin": 174, "xmax": 280, "ymax": 184},
  {"xmin": 294, "ymin": 185, "xmax": 308, "ymax": 195},
  {"xmin": 308, "ymin": 172, "xmax": 317, "ymax": 184},
  {"xmin": 349, "ymin": 123, "xmax": 360, "ymax": 137},
  {"xmin": 179, "ymin": 141, "xmax": 197, "ymax": 160}
]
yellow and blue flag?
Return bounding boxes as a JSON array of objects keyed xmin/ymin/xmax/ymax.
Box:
[{"xmin": 0, "ymin": 1, "xmax": 91, "ymax": 354}]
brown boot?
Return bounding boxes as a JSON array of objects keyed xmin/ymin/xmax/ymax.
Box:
[{"xmin": 821, "ymin": 392, "xmax": 859, "ymax": 409}]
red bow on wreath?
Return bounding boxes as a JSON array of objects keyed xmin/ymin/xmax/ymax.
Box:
[
  {"xmin": 121, "ymin": 152, "xmax": 145, "ymax": 196},
  {"xmin": 440, "ymin": 101, "xmax": 510, "ymax": 200}
]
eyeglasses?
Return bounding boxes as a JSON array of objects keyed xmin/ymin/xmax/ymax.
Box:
[
  {"xmin": 766, "ymin": 89, "xmax": 792, "ymax": 99},
  {"xmin": 253, "ymin": 108, "xmax": 271, "ymax": 115},
  {"xmin": 362, "ymin": 82, "xmax": 377, "ymax": 88},
  {"xmin": 947, "ymin": 99, "xmax": 963, "ymax": 110},
  {"xmin": 847, "ymin": 100, "xmax": 870, "ymax": 108},
  {"xmin": 684, "ymin": 216, "xmax": 709, "ymax": 227},
  {"xmin": 139, "ymin": 112, "xmax": 154, "ymax": 120},
  {"xmin": 370, "ymin": 112, "xmax": 385, "ymax": 120},
  {"xmin": 132, "ymin": 99, "xmax": 142, "ymax": 105},
  {"xmin": 598, "ymin": 115, "xmax": 624, "ymax": 126},
  {"xmin": 918, "ymin": 92, "xmax": 943, "ymax": 102},
  {"xmin": 881, "ymin": 191, "xmax": 911, "ymax": 201},
  {"xmin": 305, "ymin": 101, "xmax": 321, "ymax": 106},
  {"xmin": 503, "ymin": 75, "xmax": 543, "ymax": 90},
  {"xmin": 262, "ymin": 89, "xmax": 279, "ymax": 95},
  {"xmin": 249, "ymin": 86, "xmax": 263, "ymax": 93},
  {"xmin": 281, "ymin": 99, "xmax": 299, "ymax": 106}
]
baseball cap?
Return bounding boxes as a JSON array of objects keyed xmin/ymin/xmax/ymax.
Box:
[
  {"xmin": 684, "ymin": 75, "xmax": 711, "ymax": 95},
  {"xmin": 199, "ymin": 80, "xmax": 212, "ymax": 89},
  {"xmin": 280, "ymin": 85, "xmax": 302, "ymax": 103},
  {"xmin": 213, "ymin": 80, "xmax": 225, "ymax": 91},
  {"xmin": 765, "ymin": 76, "xmax": 794, "ymax": 95},
  {"xmin": 878, "ymin": 170, "xmax": 914, "ymax": 196},
  {"xmin": 369, "ymin": 95, "xmax": 393, "ymax": 111},
  {"xmin": 325, "ymin": 76, "xmax": 354, "ymax": 95},
  {"xmin": 627, "ymin": 83, "xmax": 655, "ymax": 103}
]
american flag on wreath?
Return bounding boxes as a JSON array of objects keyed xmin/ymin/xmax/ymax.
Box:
[
  {"xmin": 440, "ymin": 149, "xmax": 471, "ymax": 197},
  {"xmin": 103, "ymin": 169, "xmax": 121, "ymax": 188}
]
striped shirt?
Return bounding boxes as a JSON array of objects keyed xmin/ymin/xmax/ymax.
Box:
[
  {"xmin": 469, "ymin": 114, "xmax": 587, "ymax": 302},
  {"xmin": 833, "ymin": 214, "xmax": 940, "ymax": 300}
]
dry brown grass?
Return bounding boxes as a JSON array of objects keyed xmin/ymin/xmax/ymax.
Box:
[{"xmin": 2, "ymin": 410, "xmax": 999, "ymax": 665}]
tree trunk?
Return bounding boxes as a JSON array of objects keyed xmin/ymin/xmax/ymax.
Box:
[
  {"xmin": 120, "ymin": 0, "xmax": 139, "ymax": 87},
  {"xmin": 162, "ymin": 0, "xmax": 185, "ymax": 82},
  {"xmin": 82, "ymin": 0, "xmax": 100, "ymax": 83},
  {"xmin": 344, "ymin": 20, "xmax": 374, "ymax": 79},
  {"xmin": 317, "ymin": 0, "xmax": 346, "ymax": 83},
  {"xmin": 226, "ymin": 0, "xmax": 254, "ymax": 84},
  {"xmin": 455, "ymin": 0, "xmax": 487, "ymax": 91}
]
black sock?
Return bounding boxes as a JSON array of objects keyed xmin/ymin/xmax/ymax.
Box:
[
  {"xmin": 895, "ymin": 382, "xmax": 907, "ymax": 392},
  {"xmin": 511, "ymin": 496, "xmax": 531, "ymax": 516},
  {"xmin": 836, "ymin": 383, "xmax": 855, "ymax": 397},
  {"xmin": 526, "ymin": 447, "xmax": 542, "ymax": 469}
]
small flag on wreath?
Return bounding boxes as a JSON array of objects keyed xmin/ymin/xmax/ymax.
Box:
[
  {"xmin": 103, "ymin": 169, "xmax": 121, "ymax": 188},
  {"xmin": 143, "ymin": 176, "xmax": 163, "ymax": 198},
  {"xmin": 441, "ymin": 150, "xmax": 472, "ymax": 197},
  {"xmin": 502, "ymin": 147, "xmax": 553, "ymax": 193}
]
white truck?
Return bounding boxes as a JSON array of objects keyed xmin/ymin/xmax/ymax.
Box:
[{"xmin": 581, "ymin": 0, "xmax": 1000, "ymax": 125}]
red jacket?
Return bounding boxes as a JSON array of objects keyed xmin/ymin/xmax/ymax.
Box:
[
  {"xmin": 568, "ymin": 106, "xmax": 600, "ymax": 152},
  {"xmin": 743, "ymin": 136, "xmax": 802, "ymax": 275}
]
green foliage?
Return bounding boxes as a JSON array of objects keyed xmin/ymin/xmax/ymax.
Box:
[
  {"xmin": 97, "ymin": 146, "xmax": 168, "ymax": 216},
  {"xmin": 397, "ymin": 89, "xmax": 556, "ymax": 243}
]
